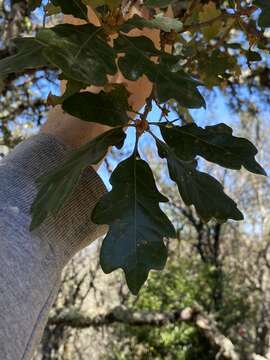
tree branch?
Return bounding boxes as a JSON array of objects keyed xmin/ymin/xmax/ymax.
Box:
[{"xmin": 48, "ymin": 304, "xmax": 241, "ymax": 360}]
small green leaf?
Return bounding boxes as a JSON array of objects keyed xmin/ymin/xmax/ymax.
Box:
[
  {"xmin": 62, "ymin": 86, "xmax": 130, "ymax": 126},
  {"xmin": 30, "ymin": 127, "xmax": 126, "ymax": 231},
  {"xmin": 92, "ymin": 155, "xmax": 175, "ymax": 295},
  {"xmin": 51, "ymin": 0, "xmax": 88, "ymax": 20},
  {"xmin": 198, "ymin": 2, "xmax": 222, "ymax": 40},
  {"xmin": 36, "ymin": 24, "xmax": 117, "ymax": 85},
  {"xmin": 159, "ymin": 123, "xmax": 266, "ymax": 175},
  {"xmin": 121, "ymin": 14, "xmax": 183, "ymax": 33},
  {"xmin": 0, "ymin": 38, "xmax": 48, "ymax": 75},
  {"xmin": 157, "ymin": 142, "xmax": 244, "ymax": 223}
]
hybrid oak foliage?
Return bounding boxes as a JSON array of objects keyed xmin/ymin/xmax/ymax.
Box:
[{"xmin": 1, "ymin": 0, "xmax": 268, "ymax": 294}]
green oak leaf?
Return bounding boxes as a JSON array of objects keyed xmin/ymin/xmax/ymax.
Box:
[
  {"xmin": 254, "ymin": 0, "xmax": 270, "ymax": 28},
  {"xmin": 30, "ymin": 127, "xmax": 126, "ymax": 231},
  {"xmin": 92, "ymin": 155, "xmax": 175, "ymax": 294},
  {"xmin": 144, "ymin": 0, "xmax": 174, "ymax": 7},
  {"xmin": 157, "ymin": 142, "xmax": 244, "ymax": 223},
  {"xmin": 114, "ymin": 35, "xmax": 205, "ymax": 108},
  {"xmin": 154, "ymin": 65, "xmax": 205, "ymax": 108},
  {"xmin": 114, "ymin": 35, "xmax": 160, "ymax": 80},
  {"xmin": 51, "ymin": 0, "xmax": 88, "ymax": 20},
  {"xmin": 121, "ymin": 14, "xmax": 183, "ymax": 33},
  {"xmin": 159, "ymin": 123, "xmax": 266, "ymax": 175},
  {"xmin": 62, "ymin": 86, "xmax": 130, "ymax": 126},
  {"xmin": 0, "ymin": 38, "xmax": 48, "ymax": 75},
  {"xmin": 36, "ymin": 24, "xmax": 117, "ymax": 85}
]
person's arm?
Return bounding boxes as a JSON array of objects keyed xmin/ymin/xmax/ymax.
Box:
[{"xmin": 0, "ymin": 133, "xmax": 108, "ymax": 360}]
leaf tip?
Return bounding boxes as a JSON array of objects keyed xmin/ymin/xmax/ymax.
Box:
[
  {"xmin": 126, "ymin": 277, "xmax": 144, "ymax": 296},
  {"xmin": 233, "ymin": 208, "xmax": 244, "ymax": 222},
  {"xmin": 245, "ymin": 159, "xmax": 267, "ymax": 176}
]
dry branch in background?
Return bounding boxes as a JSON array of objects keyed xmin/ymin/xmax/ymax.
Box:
[{"xmin": 49, "ymin": 304, "xmax": 246, "ymax": 360}]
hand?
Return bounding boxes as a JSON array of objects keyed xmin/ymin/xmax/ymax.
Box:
[{"xmin": 42, "ymin": 4, "xmax": 160, "ymax": 153}]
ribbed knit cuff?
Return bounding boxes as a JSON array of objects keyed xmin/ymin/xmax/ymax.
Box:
[{"xmin": 1, "ymin": 133, "xmax": 108, "ymax": 267}]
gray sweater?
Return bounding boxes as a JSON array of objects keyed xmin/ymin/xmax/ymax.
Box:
[{"xmin": 0, "ymin": 133, "xmax": 107, "ymax": 360}]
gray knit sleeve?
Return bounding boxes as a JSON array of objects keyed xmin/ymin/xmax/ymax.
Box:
[{"xmin": 0, "ymin": 133, "xmax": 108, "ymax": 360}]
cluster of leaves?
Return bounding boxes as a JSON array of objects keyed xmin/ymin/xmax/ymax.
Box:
[{"xmin": 0, "ymin": 0, "xmax": 268, "ymax": 294}]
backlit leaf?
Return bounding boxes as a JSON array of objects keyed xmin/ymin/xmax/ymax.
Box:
[
  {"xmin": 198, "ymin": 2, "xmax": 222, "ymax": 39},
  {"xmin": 121, "ymin": 14, "xmax": 183, "ymax": 33}
]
